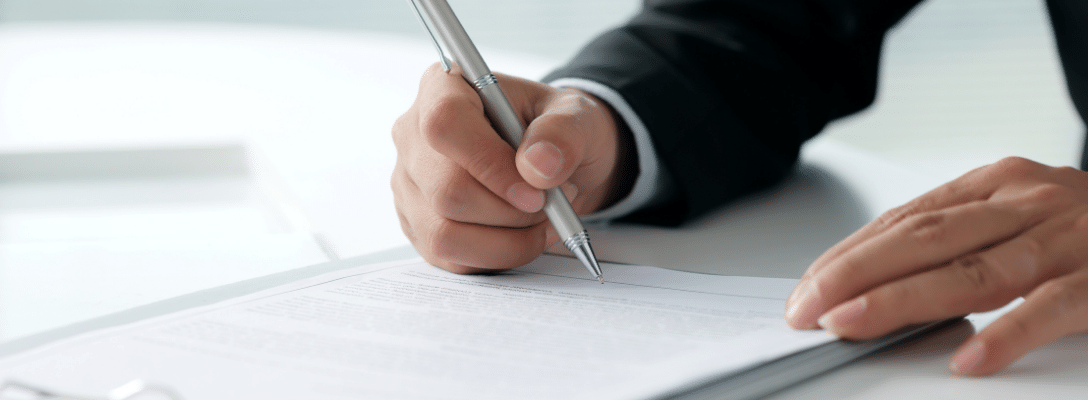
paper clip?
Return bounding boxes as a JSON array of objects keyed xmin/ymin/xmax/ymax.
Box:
[{"xmin": 0, "ymin": 379, "xmax": 181, "ymax": 400}]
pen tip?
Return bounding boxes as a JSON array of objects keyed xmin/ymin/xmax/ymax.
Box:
[{"xmin": 598, "ymin": 276, "xmax": 604, "ymax": 284}]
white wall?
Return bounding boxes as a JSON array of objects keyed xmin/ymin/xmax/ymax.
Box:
[{"xmin": 1, "ymin": 0, "xmax": 1080, "ymax": 179}]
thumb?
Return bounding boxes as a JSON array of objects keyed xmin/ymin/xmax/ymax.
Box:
[{"xmin": 515, "ymin": 95, "xmax": 596, "ymax": 191}]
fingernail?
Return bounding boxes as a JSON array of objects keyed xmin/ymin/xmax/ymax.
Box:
[
  {"xmin": 507, "ymin": 182, "xmax": 544, "ymax": 212},
  {"xmin": 785, "ymin": 282, "xmax": 823, "ymax": 329},
  {"xmin": 524, "ymin": 141, "xmax": 563, "ymax": 180},
  {"xmin": 817, "ymin": 297, "xmax": 867, "ymax": 335},
  {"xmin": 561, "ymin": 182, "xmax": 579, "ymax": 202},
  {"xmin": 950, "ymin": 341, "xmax": 986, "ymax": 376}
]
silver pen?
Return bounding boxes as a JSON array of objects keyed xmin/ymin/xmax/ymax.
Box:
[{"xmin": 408, "ymin": 0, "xmax": 604, "ymax": 283}]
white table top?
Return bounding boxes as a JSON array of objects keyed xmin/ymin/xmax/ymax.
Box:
[
  {"xmin": 0, "ymin": 22, "xmax": 553, "ymax": 258},
  {"xmin": 0, "ymin": 22, "xmax": 1084, "ymax": 399}
]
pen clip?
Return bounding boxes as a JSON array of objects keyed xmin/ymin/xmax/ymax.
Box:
[{"xmin": 408, "ymin": 0, "xmax": 452, "ymax": 71}]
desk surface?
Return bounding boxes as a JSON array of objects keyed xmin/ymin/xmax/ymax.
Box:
[{"xmin": 0, "ymin": 23, "xmax": 1084, "ymax": 399}]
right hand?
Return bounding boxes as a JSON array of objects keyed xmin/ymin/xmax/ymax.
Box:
[{"xmin": 391, "ymin": 63, "xmax": 634, "ymax": 274}]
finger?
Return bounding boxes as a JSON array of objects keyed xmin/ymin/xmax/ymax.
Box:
[
  {"xmin": 787, "ymin": 196, "xmax": 1047, "ymax": 328},
  {"xmin": 397, "ymin": 74, "xmax": 546, "ymax": 228},
  {"xmin": 416, "ymin": 64, "xmax": 545, "ymax": 213},
  {"xmin": 948, "ymin": 210, "xmax": 1088, "ymax": 376},
  {"xmin": 518, "ymin": 87, "xmax": 626, "ymax": 216},
  {"xmin": 396, "ymin": 162, "xmax": 554, "ymax": 271},
  {"xmin": 815, "ymin": 229, "xmax": 1045, "ymax": 339},
  {"xmin": 950, "ymin": 268, "xmax": 1088, "ymax": 376},
  {"xmin": 418, "ymin": 215, "xmax": 551, "ymax": 272},
  {"xmin": 407, "ymin": 147, "xmax": 547, "ymax": 227},
  {"xmin": 786, "ymin": 163, "xmax": 1000, "ymax": 314},
  {"xmin": 806, "ymin": 169, "xmax": 988, "ymax": 271},
  {"xmin": 391, "ymin": 163, "xmax": 418, "ymax": 243},
  {"xmin": 516, "ymin": 91, "xmax": 595, "ymax": 189},
  {"xmin": 392, "ymin": 156, "xmax": 432, "ymax": 246},
  {"xmin": 803, "ymin": 157, "xmax": 1049, "ymax": 279}
]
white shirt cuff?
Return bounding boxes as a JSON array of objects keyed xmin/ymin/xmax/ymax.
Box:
[{"xmin": 548, "ymin": 78, "xmax": 671, "ymax": 223}]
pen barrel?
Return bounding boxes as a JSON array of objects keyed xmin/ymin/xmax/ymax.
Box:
[
  {"xmin": 476, "ymin": 84, "xmax": 525, "ymax": 148},
  {"xmin": 413, "ymin": 0, "xmax": 590, "ymax": 250},
  {"xmin": 543, "ymin": 187, "xmax": 585, "ymax": 240},
  {"xmin": 478, "ymin": 74, "xmax": 586, "ymax": 240},
  {"xmin": 415, "ymin": 0, "xmax": 493, "ymax": 81}
]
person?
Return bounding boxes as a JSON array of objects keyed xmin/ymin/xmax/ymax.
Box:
[{"xmin": 391, "ymin": 0, "xmax": 1088, "ymax": 377}]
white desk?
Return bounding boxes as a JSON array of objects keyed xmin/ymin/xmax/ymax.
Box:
[
  {"xmin": 0, "ymin": 23, "xmax": 1084, "ymax": 399},
  {"xmin": 0, "ymin": 22, "xmax": 556, "ymax": 259}
]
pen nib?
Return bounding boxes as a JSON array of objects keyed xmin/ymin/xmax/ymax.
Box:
[{"xmin": 565, "ymin": 230, "xmax": 604, "ymax": 286}]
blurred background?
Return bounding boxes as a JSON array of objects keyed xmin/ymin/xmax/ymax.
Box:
[
  {"xmin": 0, "ymin": 0, "xmax": 1081, "ymax": 179},
  {"xmin": 0, "ymin": 0, "xmax": 641, "ymax": 62},
  {"xmin": 0, "ymin": 0, "xmax": 1083, "ymax": 343}
]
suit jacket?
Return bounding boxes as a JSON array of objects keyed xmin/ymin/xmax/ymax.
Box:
[{"xmin": 544, "ymin": 0, "xmax": 1088, "ymax": 225}]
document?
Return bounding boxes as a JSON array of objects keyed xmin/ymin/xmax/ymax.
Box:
[
  {"xmin": 0, "ymin": 255, "xmax": 836, "ymax": 399},
  {"xmin": 0, "ymin": 233, "xmax": 331, "ymax": 342}
]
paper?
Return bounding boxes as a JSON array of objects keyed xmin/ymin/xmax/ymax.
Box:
[
  {"xmin": 0, "ymin": 233, "xmax": 332, "ymax": 341},
  {"xmin": 0, "ymin": 255, "xmax": 834, "ymax": 399}
]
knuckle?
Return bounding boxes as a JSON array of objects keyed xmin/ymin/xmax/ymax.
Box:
[
  {"xmin": 424, "ymin": 62, "xmax": 444, "ymax": 76},
  {"xmin": 463, "ymin": 144, "xmax": 508, "ymax": 183},
  {"xmin": 419, "ymin": 96, "xmax": 470, "ymax": 149},
  {"xmin": 1021, "ymin": 183, "xmax": 1072, "ymax": 205},
  {"xmin": 391, "ymin": 114, "xmax": 408, "ymax": 145},
  {"xmin": 395, "ymin": 208, "xmax": 415, "ymax": 242},
  {"xmin": 419, "ymin": 64, "xmax": 448, "ymax": 89},
  {"xmin": 953, "ymin": 254, "xmax": 1019, "ymax": 305},
  {"xmin": 904, "ymin": 212, "xmax": 947, "ymax": 245},
  {"xmin": 532, "ymin": 100, "xmax": 585, "ymax": 135},
  {"xmin": 955, "ymin": 254, "xmax": 996, "ymax": 291},
  {"xmin": 875, "ymin": 205, "xmax": 910, "ymax": 228},
  {"xmin": 424, "ymin": 219, "xmax": 460, "ymax": 262},
  {"xmin": 390, "ymin": 172, "xmax": 404, "ymax": 201},
  {"xmin": 432, "ymin": 174, "xmax": 472, "ymax": 220},
  {"xmin": 991, "ymin": 156, "xmax": 1041, "ymax": 178},
  {"xmin": 876, "ymin": 198, "xmax": 931, "ymax": 229},
  {"xmin": 390, "ymin": 163, "xmax": 401, "ymax": 190},
  {"xmin": 1034, "ymin": 280, "xmax": 1080, "ymax": 321},
  {"xmin": 1054, "ymin": 165, "xmax": 1080, "ymax": 177},
  {"xmin": 556, "ymin": 90, "xmax": 599, "ymax": 114}
]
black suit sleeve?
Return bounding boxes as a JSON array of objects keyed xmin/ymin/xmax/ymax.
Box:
[
  {"xmin": 1046, "ymin": 0, "xmax": 1088, "ymax": 170},
  {"xmin": 544, "ymin": 0, "xmax": 922, "ymax": 225}
]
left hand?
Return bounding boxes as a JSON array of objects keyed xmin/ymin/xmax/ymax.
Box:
[{"xmin": 785, "ymin": 156, "xmax": 1088, "ymax": 376}]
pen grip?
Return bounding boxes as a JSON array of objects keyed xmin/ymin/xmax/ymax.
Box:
[
  {"xmin": 414, "ymin": 0, "xmax": 588, "ymax": 242},
  {"xmin": 478, "ymin": 84, "xmax": 586, "ymax": 240}
]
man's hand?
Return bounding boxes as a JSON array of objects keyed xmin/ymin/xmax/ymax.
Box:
[
  {"xmin": 392, "ymin": 64, "xmax": 632, "ymax": 274},
  {"xmin": 785, "ymin": 157, "xmax": 1088, "ymax": 376}
]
